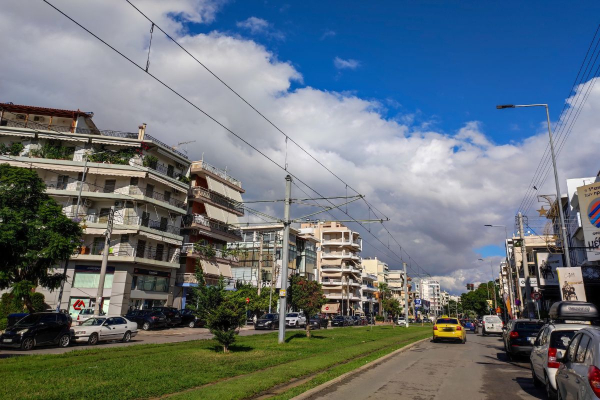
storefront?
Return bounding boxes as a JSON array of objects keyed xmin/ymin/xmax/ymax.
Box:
[{"xmin": 128, "ymin": 268, "xmax": 172, "ymax": 310}]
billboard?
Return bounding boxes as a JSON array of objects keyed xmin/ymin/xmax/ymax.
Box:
[
  {"xmin": 577, "ymin": 182, "xmax": 600, "ymax": 261},
  {"xmin": 519, "ymin": 278, "xmax": 538, "ymax": 287},
  {"xmin": 535, "ymin": 252, "xmax": 562, "ymax": 286},
  {"xmin": 557, "ymin": 267, "xmax": 587, "ymax": 302}
]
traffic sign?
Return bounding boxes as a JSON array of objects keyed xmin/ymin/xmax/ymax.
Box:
[
  {"xmin": 279, "ymin": 289, "xmax": 286, "ymax": 297},
  {"xmin": 531, "ymin": 291, "xmax": 542, "ymax": 300},
  {"xmin": 245, "ymin": 297, "xmax": 250, "ymax": 304}
]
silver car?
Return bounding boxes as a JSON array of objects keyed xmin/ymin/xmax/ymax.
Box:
[
  {"xmin": 555, "ymin": 327, "xmax": 600, "ymax": 400},
  {"xmin": 73, "ymin": 316, "xmax": 138, "ymax": 345}
]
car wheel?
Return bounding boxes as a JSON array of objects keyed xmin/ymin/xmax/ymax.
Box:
[
  {"xmin": 20, "ymin": 337, "xmax": 34, "ymax": 351},
  {"xmin": 462, "ymin": 336, "xmax": 466, "ymax": 344},
  {"xmin": 546, "ymin": 374, "xmax": 558, "ymax": 400},
  {"xmin": 506, "ymin": 350, "xmax": 513, "ymax": 361},
  {"xmin": 142, "ymin": 322, "xmax": 151, "ymax": 331},
  {"xmin": 432, "ymin": 337, "xmax": 437, "ymax": 343},
  {"xmin": 58, "ymin": 334, "xmax": 70, "ymax": 348},
  {"xmin": 482, "ymin": 329, "xmax": 487, "ymax": 336},
  {"xmin": 531, "ymin": 364, "xmax": 542, "ymax": 388},
  {"xmin": 88, "ymin": 333, "xmax": 99, "ymax": 345},
  {"xmin": 188, "ymin": 321, "xmax": 196, "ymax": 328},
  {"xmin": 122, "ymin": 331, "xmax": 131, "ymax": 343}
]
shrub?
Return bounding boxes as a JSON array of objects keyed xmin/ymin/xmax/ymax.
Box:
[
  {"xmin": 375, "ymin": 315, "xmax": 385, "ymax": 322},
  {"xmin": 30, "ymin": 292, "xmax": 46, "ymax": 313},
  {"xmin": 143, "ymin": 155, "xmax": 158, "ymax": 168},
  {"xmin": 30, "ymin": 142, "xmax": 74, "ymax": 160},
  {"xmin": 178, "ymin": 175, "xmax": 191, "ymax": 184},
  {"xmin": 88, "ymin": 148, "xmax": 135, "ymax": 165}
]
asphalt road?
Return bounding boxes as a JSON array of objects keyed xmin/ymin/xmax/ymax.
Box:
[{"xmin": 306, "ymin": 330, "xmax": 546, "ymax": 400}]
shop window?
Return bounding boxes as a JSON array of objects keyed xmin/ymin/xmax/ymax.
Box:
[
  {"xmin": 73, "ymin": 272, "xmax": 113, "ymax": 288},
  {"xmin": 132, "ymin": 275, "xmax": 169, "ymax": 292}
]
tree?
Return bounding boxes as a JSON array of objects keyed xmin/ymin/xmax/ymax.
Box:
[
  {"xmin": 377, "ymin": 283, "xmax": 390, "ymax": 317},
  {"xmin": 382, "ymin": 297, "xmax": 401, "ymax": 327},
  {"xmin": 0, "ymin": 164, "xmax": 82, "ymax": 312},
  {"xmin": 289, "ymin": 275, "xmax": 326, "ymax": 338}
]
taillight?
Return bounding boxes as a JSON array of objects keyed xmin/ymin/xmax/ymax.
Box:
[
  {"xmin": 548, "ymin": 348, "xmax": 560, "ymax": 369},
  {"xmin": 433, "ymin": 325, "xmax": 438, "ymax": 330},
  {"xmin": 510, "ymin": 331, "xmax": 519, "ymax": 339},
  {"xmin": 152, "ymin": 316, "xmax": 158, "ymax": 320},
  {"xmin": 456, "ymin": 326, "xmax": 462, "ymax": 331},
  {"xmin": 589, "ymin": 366, "xmax": 600, "ymax": 397}
]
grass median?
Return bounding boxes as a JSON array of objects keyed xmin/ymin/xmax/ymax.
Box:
[{"xmin": 0, "ymin": 325, "xmax": 431, "ymax": 400}]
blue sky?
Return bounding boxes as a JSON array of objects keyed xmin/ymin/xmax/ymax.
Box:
[{"xmin": 191, "ymin": 0, "xmax": 600, "ymax": 144}]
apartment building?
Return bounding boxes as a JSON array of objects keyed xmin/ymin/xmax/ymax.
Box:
[
  {"xmin": 174, "ymin": 160, "xmax": 245, "ymax": 308},
  {"xmin": 362, "ymin": 257, "xmax": 389, "ymax": 285},
  {"xmin": 361, "ymin": 272, "xmax": 377, "ymax": 315},
  {"xmin": 0, "ymin": 103, "xmax": 190, "ymax": 316},
  {"xmin": 300, "ymin": 221, "xmax": 362, "ymax": 316},
  {"xmin": 420, "ymin": 279, "xmax": 442, "ymax": 316}
]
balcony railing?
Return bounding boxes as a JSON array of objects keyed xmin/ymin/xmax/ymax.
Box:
[
  {"xmin": 181, "ymin": 243, "xmax": 239, "ymax": 262},
  {"xmin": 78, "ymin": 213, "xmax": 181, "ymax": 235},
  {"xmin": 322, "ymin": 251, "xmax": 359, "ymax": 259},
  {"xmin": 78, "ymin": 243, "xmax": 180, "ymax": 264},
  {"xmin": 144, "ymin": 133, "xmax": 189, "ymax": 160},
  {"xmin": 191, "ymin": 161, "xmax": 241, "ymax": 188},
  {"xmin": 182, "ymin": 213, "xmax": 242, "ymax": 239},
  {"xmin": 190, "ymin": 187, "xmax": 244, "ymax": 215},
  {"xmin": 176, "ymin": 273, "xmax": 199, "ymax": 285},
  {"xmin": 128, "ymin": 186, "xmax": 187, "ymax": 210}
]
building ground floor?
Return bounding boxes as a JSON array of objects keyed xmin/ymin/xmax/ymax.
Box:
[{"xmin": 38, "ymin": 261, "xmax": 177, "ymax": 318}]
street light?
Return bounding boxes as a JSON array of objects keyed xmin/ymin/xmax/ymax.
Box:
[
  {"xmin": 484, "ymin": 224, "xmax": 517, "ymax": 319},
  {"xmin": 496, "ymin": 103, "xmax": 571, "ymax": 268}
]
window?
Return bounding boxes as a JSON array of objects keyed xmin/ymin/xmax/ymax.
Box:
[
  {"xmin": 164, "ymin": 191, "xmax": 171, "ymax": 203},
  {"xmin": 104, "ymin": 179, "xmax": 116, "ymax": 193},
  {"xmin": 568, "ymin": 334, "xmax": 581, "ymax": 362},
  {"xmin": 132, "ymin": 275, "xmax": 169, "ymax": 292},
  {"xmin": 99, "ymin": 208, "xmax": 111, "ymax": 223},
  {"xmin": 167, "ymin": 164, "xmax": 174, "ymax": 178},
  {"xmin": 145, "ymin": 184, "xmax": 154, "ymax": 198},
  {"xmin": 136, "ymin": 240, "xmax": 147, "ymax": 258},
  {"xmin": 155, "ymin": 244, "xmax": 164, "ymax": 261},
  {"xmin": 130, "ymin": 177, "xmax": 139, "ymax": 186},
  {"xmin": 92, "ymin": 237, "xmax": 105, "ymax": 255},
  {"xmin": 550, "ymin": 330, "xmax": 576, "ymax": 350},
  {"xmin": 39, "ymin": 314, "xmax": 57, "ymax": 324},
  {"xmin": 73, "ymin": 272, "xmax": 113, "ymax": 289},
  {"xmin": 160, "ymin": 217, "xmax": 168, "ymax": 231},
  {"xmin": 141, "ymin": 212, "xmax": 150, "ymax": 227},
  {"xmin": 575, "ymin": 335, "xmax": 591, "ymax": 364},
  {"xmin": 114, "ymin": 317, "xmax": 127, "ymax": 325},
  {"xmin": 57, "ymin": 175, "xmax": 69, "ymax": 190}
]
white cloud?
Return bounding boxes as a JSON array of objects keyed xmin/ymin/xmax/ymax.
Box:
[
  {"xmin": 2, "ymin": 0, "xmax": 600, "ymax": 295},
  {"xmin": 334, "ymin": 57, "xmax": 360, "ymax": 70},
  {"xmin": 236, "ymin": 16, "xmax": 284, "ymax": 40},
  {"xmin": 320, "ymin": 30, "xmax": 336, "ymax": 40}
]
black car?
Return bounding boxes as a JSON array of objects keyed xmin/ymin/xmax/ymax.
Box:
[
  {"xmin": 180, "ymin": 309, "xmax": 205, "ymax": 328},
  {"xmin": 255, "ymin": 313, "xmax": 280, "ymax": 330},
  {"xmin": 504, "ymin": 319, "xmax": 545, "ymax": 359},
  {"xmin": 0, "ymin": 312, "xmax": 72, "ymax": 351},
  {"xmin": 309, "ymin": 315, "xmax": 329, "ymax": 329},
  {"xmin": 351, "ymin": 316, "xmax": 361, "ymax": 326},
  {"xmin": 152, "ymin": 307, "xmax": 182, "ymax": 327},
  {"xmin": 331, "ymin": 315, "xmax": 348, "ymax": 327},
  {"xmin": 6, "ymin": 313, "xmax": 28, "ymax": 329},
  {"xmin": 125, "ymin": 309, "xmax": 168, "ymax": 330}
]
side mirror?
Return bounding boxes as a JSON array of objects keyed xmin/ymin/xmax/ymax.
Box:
[{"xmin": 528, "ymin": 337, "xmax": 536, "ymax": 345}]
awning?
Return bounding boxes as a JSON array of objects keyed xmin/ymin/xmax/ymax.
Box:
[
  {"xmin": 217, "ymin": 262, "xmax": 233, "ymax": 278},
  {"xmin": 0, "ymin": 158, "xmax": 84, "ymax": 173},
  {"xmin": 137, "ymin": 231, "xmax": 181, "ymax": 245},
  {"xmin": 148, "ymin": 173, "xmax": 187, "ymax": 194},
  {"xmin": 224, "ymin": 186, "xmax": 243, "ymax": 202},
  {"xmin": 91, "ymin": 139, "xmax": 140, "ymax": 147},
  {"xmin": 38, "ymin": 134, "xmax": 85, "ymax": 143},
  {"xmin": 322, "ymin": 259, "xmax": 343, "ymax": 266},
  {"xmin": 0, "ymin": 131, "xmax": 35, "ymax": 138},
  {"xmin": 321, "ymin": 303, "xmax": 340, "ymax": 314},
  {"xmin": 83, "ymin": 227, "xmax": 138, "ymax": 235},
  {"xmin": 200, "ymin": 259, "xmax": 220, "ymax": 277},
  {"xmin": 206, "ymin": 176, "xmax": 228, "ymax": 197},
  {"xmin": 86, "ymin": 166, "xmax": 146, "ymax": 178},
  {"xmin": 204, "ymin": 203, "xmax": 239, "ymax": 225}
]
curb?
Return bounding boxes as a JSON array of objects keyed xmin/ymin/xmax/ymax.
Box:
[{"xmin": 292, "ymin": 336, "xmax": 429, "ymax": 400}]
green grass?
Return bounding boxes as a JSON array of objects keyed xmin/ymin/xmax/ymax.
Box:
[{"xmin": 0, "ymin": 326, "xmax": 430, "ymax": 400}]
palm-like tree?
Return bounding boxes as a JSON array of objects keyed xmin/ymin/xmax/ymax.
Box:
[{"xmin": 378, "ymin": 282, "xmax": 389, "ymax": 317}]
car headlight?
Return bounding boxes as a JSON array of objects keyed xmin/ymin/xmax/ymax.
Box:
[
  {"xmin": 17, "ymin": 329, "xmax": 29, "ymax": 335},
  {"xmin": 265, "ymin": 321, "xmax": 272, "ymax": 325},
  {"xmin": 76, "ymin": 331, "xmax": 86, "ymax": 335}
]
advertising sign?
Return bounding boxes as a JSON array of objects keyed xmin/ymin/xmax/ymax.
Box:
[
  {"xmin": 535, "ymin": 253, "xmax": 562, "ymax": 286},
  {"xmin": 577, "ymin": 182, "xmax": 600, "ymax": 261},
  {"xmin": 557, "ymin": 267, "xmax": 587, "ymax": 302},
  {"xmin": 519, "ymin": 278, "xmax": 538, "ymax": 287}
]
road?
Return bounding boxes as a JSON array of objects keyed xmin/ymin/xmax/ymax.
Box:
[{"xmin": 305, "ymin": 330, "xmax": 546, "ymax": 400}]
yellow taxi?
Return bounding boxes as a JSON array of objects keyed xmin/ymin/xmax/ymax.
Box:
[{"xmin": 432, "ymin": 316, "xmax": 466, "ymax": 344}]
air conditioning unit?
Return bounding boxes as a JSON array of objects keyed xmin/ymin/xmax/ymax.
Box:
[
  {"xmin": 83, "ymin": 198, "xmax": 93, "ymax": 208},
  {"xmin": 33, "ymin": 116, "xmax": 45, "ymax": 122}
]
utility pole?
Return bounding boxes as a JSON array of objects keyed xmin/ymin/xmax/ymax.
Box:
[
  {"xmin": 346, "ymin": 276, "xmax": 350, "ymax": 316},
  {"xmin": 518, "ymin": 212, "xmax": 533, "ymax": 319},
  {"xmin": 94, "ymin": 206, "xmax": 115, "ymax": 316},
  {"xmin": 268, "ymin": 233, "xmax": 278, "ymax": 314},
  {"xmin": 257, "ymin": 233, "xmax": 264, "ymax": 296},
  {"xmin": 490, "ymin": 260, "xmax": 498, "ymax": 312},
  {"xmin": 403, "ymin": 262, "xmax": 409, "ymax": 327},
  {"xmin": 278, "ymin": 175, "xmax": 292, "ymax": 344}
]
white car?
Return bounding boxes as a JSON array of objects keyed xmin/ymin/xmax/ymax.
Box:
[
  {"xmin": 75, "ymin": 308, "xmax": 106, "ymax": 325},
  {"xmin": 285, "ymin": 312, "xmax": 307, "ymax": 328},
  {"xmin": 397, "ymin": 317, "xmax": 408, "ymax": 327},
  {"xmin": 482, "ymin": 315, "xmax": 503, "ymax": 335},
  {"xmin": 73, "ymin": 316, "xmax": 138, "ymax": 345}
]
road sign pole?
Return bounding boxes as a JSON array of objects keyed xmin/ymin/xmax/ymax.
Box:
[
  {"xmin": 278, "ymin": 175, "xmax": 292, "ymax": 344},
  {"xmin": 94, "ymin": 206, "xmax": 115, "ymax": 316}
]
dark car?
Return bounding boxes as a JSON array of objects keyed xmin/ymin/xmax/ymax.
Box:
[
  {"xmin": 351, "ymin": 315, "xmax": 361, "ymax": 326},
  {"xmin": 255, "ymin": 313, "xmax": 280, "ymax": 330},
  {"xmin": 0, "ymin": 312, "xmax": 72, "ymax": 351},
  {"xmin": 345, "ymin": 316, "xmax": 355, "ymax": 326},
  {"xmin": 309, "ymin": 314, "xmax": 329, "ymax": 329},
  {"xmin": 331, "ymin": 315, "xmax": 348, "ymax": 327},
  {"xmin": 6, "ymin": 313, "xmax": 28, "ymax": 329},
  {"xmin": 180, "ymin": 309, "xmax": 205, "ymax": 328},
  {"xmin": 152, "ymin": 307, "xmax": 182, "ymax": 327},
  {"xmin": 125, "ymin": 309, "xmax": 168, "ymax": 331},
  {"xmin": 504, "ymin": 319, "xmax": 545, "ymax": 360}
]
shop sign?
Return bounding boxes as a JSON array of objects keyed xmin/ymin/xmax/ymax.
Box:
[{"xmin": 133, "ymin": 268, "xmax": 171, "ymax": 278}]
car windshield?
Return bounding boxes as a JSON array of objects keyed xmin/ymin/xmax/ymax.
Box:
[
  {"xmin": 287, "ymin": 313, "xmax": 298, "ymax": 317},
  {"xmin": 13, "ymin": 314, "xmax": 42, "ymax": 327},
  {"xmin": 334, "ymin": 316, "xmax": 344, "ymax": 320},
  {"xmin": 81, "ymin": 318, "xmax": 106, "ymax": 326},
  {"xmin": 436, "ymin": 318, "xmax": 459, "ymax": 324},
  {"xmin": 551, "ymin": 330, "xmax": 577, "ymax": 350},
  {"xmin": 484, "ymin": 316, "xmax": 502, "ymax": 323},
  {"xmin": 261, "ymin": 314, "xmax": 277, "ymax": 319},
  {"xmin": 514, "ymin": 322, "xmax": 544, "ymax": 332}
]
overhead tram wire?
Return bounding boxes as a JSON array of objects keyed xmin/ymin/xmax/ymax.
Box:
[
  {"xmin": 517, "ymin": 24, "xmax": 600, "ymax": 215},
  {"xmin": 42, "ymin": 0, "xmax": 432, "ymax": 278}
]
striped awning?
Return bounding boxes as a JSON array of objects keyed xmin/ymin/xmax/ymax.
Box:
[
  {"xmin": 200, "ymin": 259, "xmax": 221, "ymax": 277},
  {"xmin": 148, "ymin": 173, "xmax": 187, "ymax": 193},
  {"xmin": 86, "ymin": 166, "xmax": 146, "ymax": 178},
  {"xmin": 204, "ymin": 203, "xmax": 239, "ymax": 225}
]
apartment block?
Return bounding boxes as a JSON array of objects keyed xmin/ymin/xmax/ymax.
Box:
[
  {"xmin": 362, "ymin": 257, "xmax": 389, "ymax": 285},
  {"xmin": 0, "ymin": 103, "xmax": 190, "ymax": 316}
]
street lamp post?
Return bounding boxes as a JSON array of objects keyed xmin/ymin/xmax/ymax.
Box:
[{"xmin": 496, "ymin": 104, "xmax": 572, "ymax": 268}]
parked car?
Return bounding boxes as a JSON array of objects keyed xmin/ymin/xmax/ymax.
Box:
[
  {"xmin": 503, "ymin": 319, "xmax": 544, "ymax": 360},
  {"xmin": 180, "ymin": 309, "xmax": 205, "ymax": 328},
  {"xmin": 6, "ymin": 313, "xmax": 28, "ymax": 329},
  {"xmin": 0, "ymin": 312, "xmax": 71, "ymax": 351},
  {"xmin": 531, "ymin": 301, "xmax": 599, "ymax": 400},
  {"xmin": 556, "ymin": 327, "xmax": 600, "ymax": 400},
  {"xmin": 482, "ymin": 315, "xmax": 503, "ymax": 336},
  {"xmin": 73, "ymin": 316, "xmax": 138, "ymax": 345},
  {"xmin": 75, "ymin": 308, "xmax": 106, "ymax": 325},
  {"xmin": 255, "ymin": 313, "xmax": 280, "ymax": 330},
  {"xmin": 345, "ymin": 316, "xmax": 355, "ymax": 326},
  {"xmin": 124, "ymin": 309, "xmax": 168, "ymax": 331},
  {"xmin": 152, "ymin": 307, "xmax": 182, "ymax": 327},
  {"xmin": 397, "ymin": 316, "xmax": 408, "ymax": 327},
  {"xmin": 331, "ymin": 315, "xmax": 348, "ymax": 327},
  {"xmin": 309, "ymin": 314, "xmax": 329, "ymax": 329},
  {"xmin": 351, "ymin": 315, "xmax": 361, "ymax": 326},
  {"xmin": 360, "ymin": 316, "xmax": 369, "ymax": 325},
  {"xmin": 285, "ymin": 312, "xmax": 307, "ymax": 328}
]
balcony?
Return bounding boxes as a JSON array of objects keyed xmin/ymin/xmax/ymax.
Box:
[
  {"xmin": 182, "ymin": 213, "xmax": 242, "ymax": 240},
  {"xmin": 190, "ymin": 186, "xmax": 244, "ymax": 215},
  {"xmin": 321, "ymin": 279, "xmax": 343, "ymax": 285},
  {"xmin": 323, "ymin": 293, "xmax": 361, "ymax": 301},
  {"xmin": 361, "ymin": 284, "xmax": 376, "ymax": 292},
  {"xmin": 191, "ymin": 161, "xmax": 241, "ymax": 188},
  {"xmin": 322, "ymin": 251, "xmax": 360, "ymax": 260},
  {"xmin": 76, "ymin": 243, "xmax": 180, "ymax": 265},
  {"xmin": 321, "ymin": 238, "xmax": 362, "ymax": 248},
  {"xmin": 176, "ymin": 273, "xmax": 199, "ymax": 285},
  {"xmin": 180, "ymin": 243, "xmax": 239, "ymax": 262},
  {"xmin": 80, "ymin": 213, "xmax": 181, "ymax": 236},
  {"xmin": 45, "ymin": 180, "xmax": 187, "ymax": 211}
]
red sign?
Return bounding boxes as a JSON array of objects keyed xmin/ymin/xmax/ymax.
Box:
[
  {"xmin": 531, "ymin": 291, "xmax": 542, "ymax": 300},
  {"xmin": 325, "ymin": 306, "xmax": 329, "ymax": 311},
  {"xmin": 73, "ymin": 299, "xmax": 86, "ymax": 310},
  {"xmin": 245, "ymin": 297, "xmax": 250, "ymax": 304}
]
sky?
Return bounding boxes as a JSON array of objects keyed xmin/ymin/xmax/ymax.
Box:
[{"xmin": 1, "ymin": 0, "xmax": 600, "ymax": 294}]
